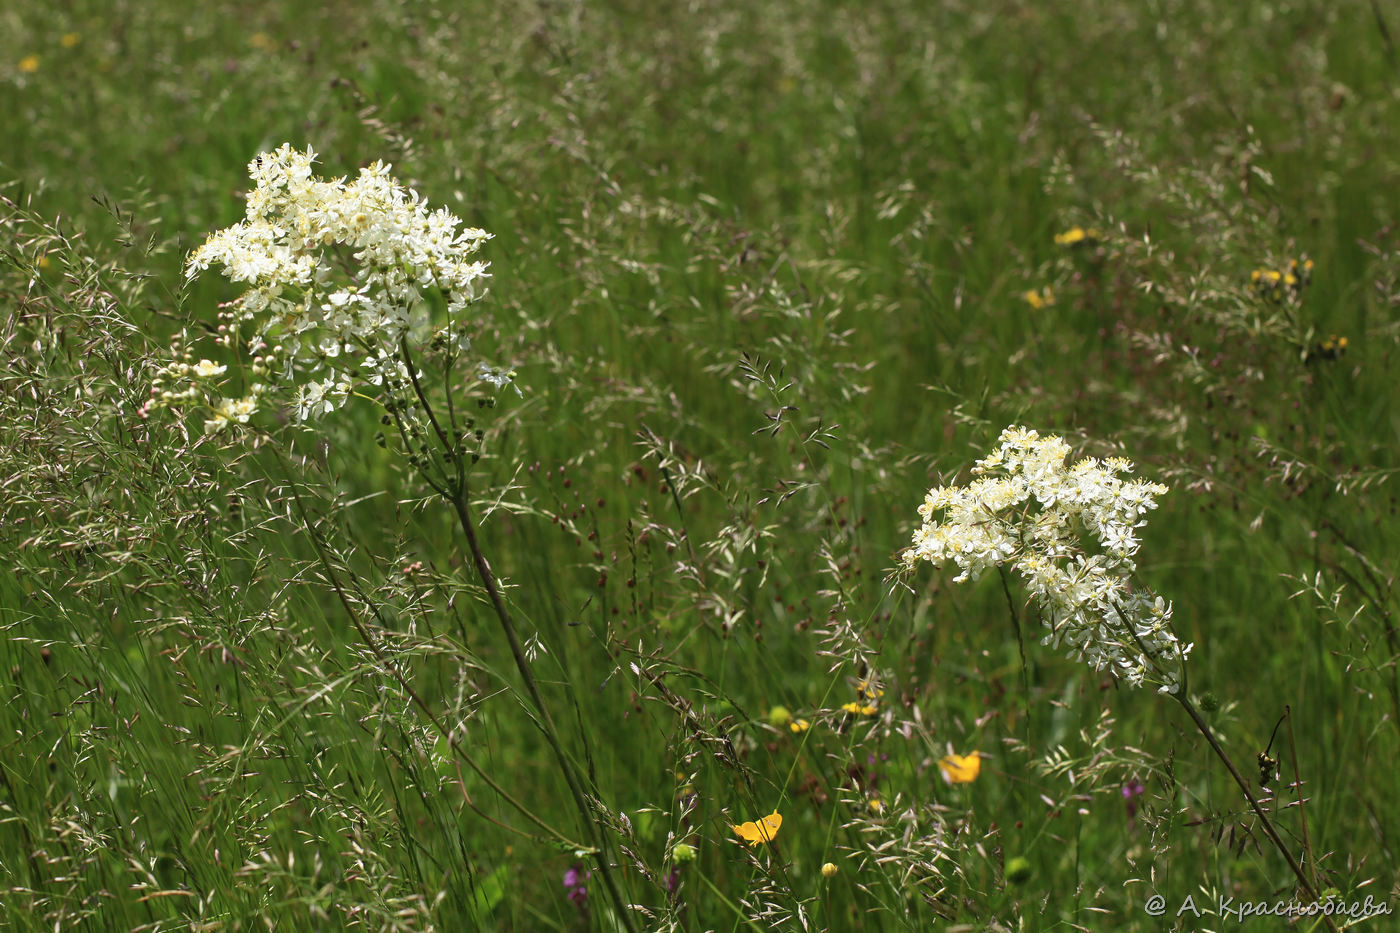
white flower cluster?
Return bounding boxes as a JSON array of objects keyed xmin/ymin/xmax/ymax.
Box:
[
  {"xmin": 905, "ymin": 426, "xmax": 1191, "ymax": 693},
  {"xmin": 144, "ymin": 143, "xmax": 499, "ymax": 432}
]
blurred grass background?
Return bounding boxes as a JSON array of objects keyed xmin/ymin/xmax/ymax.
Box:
[{"xmin": 2, "ymin": 0, "xmax": 1398, "ymax": 929}]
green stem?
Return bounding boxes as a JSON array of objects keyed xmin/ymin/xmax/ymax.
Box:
[
  {"xmin": 276, "ymin": 457, "xmax": 586, "ymax": 852},
  {"xmin": 399, "ymin": 342, "xmax": 637, "ymax": 932},
  {"xmin": 1173, "ymin": 692, "xmax": 1337, "ymax": 933},
  {"xmin": 447, "ymin": 486, "xmax": 637, "ymax": 933}
]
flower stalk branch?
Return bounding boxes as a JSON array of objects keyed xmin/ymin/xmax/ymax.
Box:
[{"xmin": 1174, "ymin": 693, "xmax": 1336, "ymax": 933}]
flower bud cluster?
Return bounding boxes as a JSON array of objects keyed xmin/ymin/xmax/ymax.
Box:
[
  {"xmin": 905, "ymin": 426, "xmax": 1191, "ymax": 693},
  {"xmin": 149, "ymin": 143, "xmax": 501, "ymax": 434},
  {"xmin": 1250, "ymin": 258, "xmax": 1312, "ymax": 303},
  {"xmin": 140, "ymin": 333, "xmax": 273, "ymax": 432}
]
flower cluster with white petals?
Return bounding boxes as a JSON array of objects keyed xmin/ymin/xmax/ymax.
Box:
[
  {"xmin": 905, "ymin": 426, "xmax": 1192, "ymax": 693},
  {"xmin": 142, "ymin": 143, "xmax": 504, "ymax": 433}
]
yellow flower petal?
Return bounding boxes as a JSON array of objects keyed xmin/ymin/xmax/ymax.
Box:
[
  {"xmin": 939, "ymin": 752, "xmax": 981, "ymax": 784},
  {"xmin": 731, "ymin": 811, "xmax": 782, "ymax": 846},
  {"xmin": 1054, "ymin": 226, "xmax": 1101, "ymax": 247}
]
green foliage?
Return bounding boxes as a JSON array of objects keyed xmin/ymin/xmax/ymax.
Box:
[{"xmin": 3, "ymin": 0, "xmax": 1400, "ymax": 929}]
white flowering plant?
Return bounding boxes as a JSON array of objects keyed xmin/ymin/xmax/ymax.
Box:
[
  {"xmin": 142, "ymin": 144, "xmax": 638, "ymax": 929},
  {"xmin": 904, "ymin": 425, "xmax": 1192, "ymax": 693},
  {"xmin": 903, "ymin": 426, "xmax": 1335, "ymax": 916},
  {"xmin": 142, "ymin": 143, "xmax": 507, "ymax": 441}
]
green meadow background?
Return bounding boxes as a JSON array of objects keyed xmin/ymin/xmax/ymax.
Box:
[{"xmin": 2, "ymin": 0, "xmax": 1398, "ymax": 929}]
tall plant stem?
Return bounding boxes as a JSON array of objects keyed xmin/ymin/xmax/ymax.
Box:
[
  {"xmin": 1173, "ymin": 692, "xmax": 1337, "ymax": 933},
  {"xmin": 399, "ymin": 338, "xmax": 636, "ymax": 930},
  {"xmin": 448, "ymin": 486, "xmax": 637, "ymax": 933},
  {"xmin": 276, "ymin": 457, "xmax": 586, "ymax": 852}
]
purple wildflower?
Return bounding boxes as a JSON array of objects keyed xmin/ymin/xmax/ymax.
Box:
[
  {"xmin": 563, "ymin": 863, "xmax": 589, "ymax": 906},
  {"xmin": 1122, "ymin": 779, "xmax": 1146, "ymax": 819}
]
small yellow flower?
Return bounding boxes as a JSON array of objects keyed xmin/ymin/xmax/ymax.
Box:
[
  {"xmin": 939, "ymin": 752, "xmax": 981, "ymax": 784},
  {"xmin": 821, "ymin": 862, "xmax": 839, "ymax": 878},
  {"xmin": 1054, "ymin": 226, "xmax": 1100, "ymax": 247},
  {"xmin": 61, "ymin": 33, "xmax": 81, "ymax": 49},
  {"xmin": 1022, "ymin": 287, "xmax": 1054, "ymax": 310},
  {"xmin": 18, "ymin": 55, "xmax": 40, "ymax": 73},
  {"xmin": 1314, "ymin": 334, "xmax": 1349, "ymax": 359},
  {"xmin": 867, "ymin": 797, "xmax": 884, "ymax": 814},
  {"xmin": 856, "ymin": 679, "xmax": 885, "ymax": 700},
  {"xmin": 731, "ymin": 811, "xmax": 782, "ymax": 847},
  {"xmin": 841, "ymin": 701, "xmax": 878, "ymax": 716},
  {"xmin": 789, "ymin": 718, "xmax": 810, "ymax": 733}
]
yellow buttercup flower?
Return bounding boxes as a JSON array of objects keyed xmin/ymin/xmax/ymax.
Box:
[
  {"xmin": 1054, "ymin": 226, "xmax": 1100, "ymax": 247},
  {"xmin": 731, "ymin": 811, "xmax": 782, "ymax": 846},
  {"xmin": 841, "ymin": 701, "xmax": 878, "ymax": 716},
  {"xmin": 18, "ymin": 55, "xmax": 40, "ymax": 73},
  {"xmin": 939, "ymin": 752, "xmax": 981, "ymax": 784},
  {"xmin": 789, "ymin": 718, "xmax": 810, "ymax": 733},
  {"xmin": 1022, "ymin": 287, "xmax": 1055, "ymax": 310}
]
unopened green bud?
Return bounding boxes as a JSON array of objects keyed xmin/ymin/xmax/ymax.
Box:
[{"xmin": 1005, "ymin": 856, "xmax": 1032, "ymax": 885}]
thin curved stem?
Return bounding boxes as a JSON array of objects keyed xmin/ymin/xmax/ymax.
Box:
[
  {"xmin": 399, "ymin": 348, "xmax": 637, "ymax": 931},
  {"xmin": 1173, "ymin": 692, "xmax": 1337, "ymax": 933},
  {"xmin": 276, "ymin": 456, "xmax": 586, "ymax": 852},
  {"xmin": 448, "ymin": 484, "xmax": 638, "ymax": 933}
]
